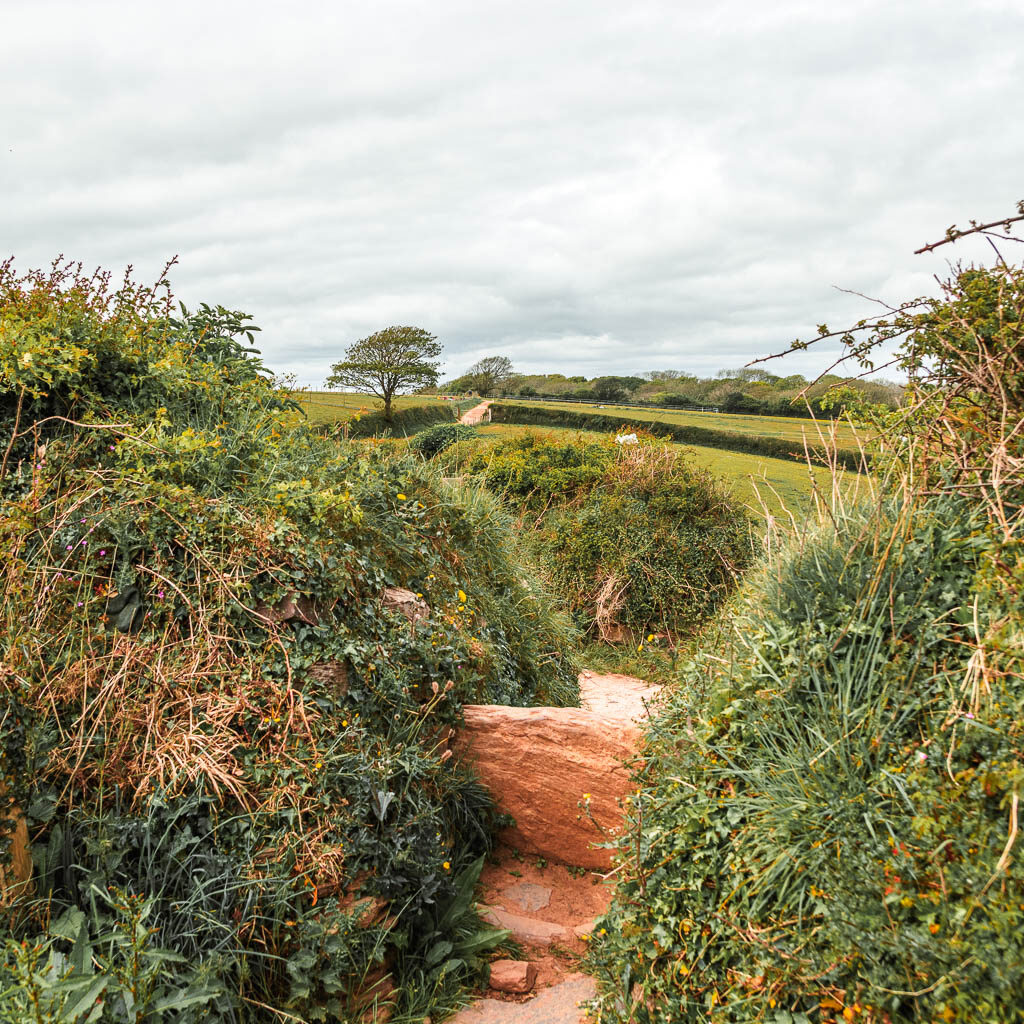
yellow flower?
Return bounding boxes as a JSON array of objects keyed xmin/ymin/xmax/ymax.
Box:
[
  {"xmin": 458, "ymin": 589, "xmax": 467, "ymax": 604},
  {"xmin": 582, "ymin": 793, "xmax": 591, "ymax": 800},
  {"xmin": 314, "ymin": 761, "xmax": 323, "ymax": 769},
  {"xmin": 647, "ymin": 634, "xmax": 654, "ymax": 642},
  {"xmin": 929, "ymin": 922, "xmax": 941, "ymax": 934},
  {"xmin": 397, "ymin": 493, "xmax": 407, "ymax": 501},
  {"xmin": 637, "ymin": 644, "xmax": 644, "ymax": 652},
  {"xmin": 342, "ymin": 719, "xmax": 348, "ymax": 727},
  {"xmin": 443, "ymin": 861, "xmax": 451, "ymax": 871}
]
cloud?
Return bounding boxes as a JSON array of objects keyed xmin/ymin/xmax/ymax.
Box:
[{"xmin": 2, "ymin": 0, "xmax": 1021, "ymax": 384}]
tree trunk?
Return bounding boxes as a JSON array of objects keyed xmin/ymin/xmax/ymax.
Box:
[{"xmin": 383, "ymin": 393, "xmax": 393, "ymax": 421}]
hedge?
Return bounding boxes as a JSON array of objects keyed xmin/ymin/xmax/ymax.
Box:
[{"xmin": 491, "ymin": 402, "xmax": 866, "ymax": 471}]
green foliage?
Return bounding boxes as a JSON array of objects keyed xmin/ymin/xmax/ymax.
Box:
[
  {"xmin": 408, "ymin": 422, "xmax": 478, "ymax": 458},
  {"xmin": 463, "ymin": 432, "xmax": 615, "ymax": 509},
  {"xmin": 461, "ymin": 433, "xmax": 753, "ymax": 639},
  {"xmin": 326, "ymin": 326, "xmax": 442, "ymax": 420},
  {"xmin": 588, "ymin": 235, "xmax": 1024, "ymax": 1024},
  {"xmin": 588, "ymin": 496, "xmax": 1024, "ymax": 1023},
  {"xmin": 491, "ymin": 403, "xmax": 865, "ymax": 471},
  {"xmin": 0, "ymin": 260, "xmax": 578, "ymax": 1022},
  {"xmin": 345, "ymin": 401, "xmax": 462, "ymax": 439}
]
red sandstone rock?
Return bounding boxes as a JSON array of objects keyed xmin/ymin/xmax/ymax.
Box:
[
  {"xmin": 488, "ymin": 959, "xmax": 537, "ymax": 994},
  {"xmin": 481, "ymin": 906, "xmax": 570, "ymax": 946},
  {"xmin": 456, "ymin": 688, "xmax": 650, "ymax": 869},
  {"xmin": 450, "ymin": 974, "xmax": 596, "ymax": 1024},
  {"xmin": 0, "ymin": 796, "xmax": 31, "ymax": 905}
]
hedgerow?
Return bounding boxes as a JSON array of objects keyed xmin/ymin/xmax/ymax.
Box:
[
  {"xmin": 490, "ymin": 403, "xmax": 865, "ymax": 471},
  {"xmin": 459, "ymin": 433, "xmax": 754, "ymax": 639},
  {"xmin": 0, "ymin": 259, "xmax": 578, "ymax": 1022},
  {"xmin": 587, "ymin": 253, "xmax": 1024, "ymax": 1022}
]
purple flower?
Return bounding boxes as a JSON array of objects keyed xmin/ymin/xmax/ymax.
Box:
[
  {"xmin": 66, "ymin": 545, "xmax": 72, "ymax": 551},
  {"xmin": 157, "ymin": 590, "xmax": 165, "ymax": 599},
  {"xmin": 965, "ymin": 712, "xmax": 975, "ymax": 720},
  {"xmin": 76, "ymin": 602, "xmax": 83, "ymax": 607},
  {"xmin": 99, "ymin": 550, "xmax": 106, "ymax": 556}
]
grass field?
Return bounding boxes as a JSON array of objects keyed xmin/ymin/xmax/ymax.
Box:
[
  {"xmin": 493, "ymin": 397, "xmax": 864, "ymax": 447},
  {"xmin": 473, "ymin": 423, "xmax": 864, "ymax": 521},
  {"xmin": 291, "ymin": 390, "xmax": 465, "ymax": 424}
]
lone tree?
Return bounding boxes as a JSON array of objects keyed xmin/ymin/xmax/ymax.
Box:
[
  {"xmin": 326, "ymin": 326, "xmax": 442, "ymax": 420},
  {"xmin": 466, "ymin": 355, "xmax": 515, "ymax": 396}
]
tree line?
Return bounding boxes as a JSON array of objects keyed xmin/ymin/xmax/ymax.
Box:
[{"xmin": 323, "ymin": 328, "xmax": 904, "ymax": 422}]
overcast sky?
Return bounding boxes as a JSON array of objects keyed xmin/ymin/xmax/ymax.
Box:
[{"xmin": 3, "ymin": 0, "xmax": 1021, "ymax": 385}]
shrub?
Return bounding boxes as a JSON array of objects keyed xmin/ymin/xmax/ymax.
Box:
[
  {"xmin": 588, "ymin": 495, "xmax": 1024, "ymax": 1023},
  {"xmin": 462, "ymin": 433, "xmax": 753, "ymax": 639},
  {"xmin": 588, "ymin": 242, "xmax": 1024, "ymax": 1024},
  {"xmin": 0, "ymin": 259, "xmax": 578, "ymax": 1022},
  {"xmin": 409, "ymin": 422, "xmax": 478, "ymax": 458}
]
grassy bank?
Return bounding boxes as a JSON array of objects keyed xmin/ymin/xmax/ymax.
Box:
[
  {"xmin": 587, "ymin": 257, "xmax": 1024, "ymax": 1024},
  {"xmin": 0, "ymin": 264, "xmax": 578, "ymax": 1023}
]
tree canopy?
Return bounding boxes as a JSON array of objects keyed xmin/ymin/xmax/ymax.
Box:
[
  {"xmin": 326, "ymin": 325, "xmax": 441, "ymax": 419},
  {"xmin": 465, "ymin": 355, "xmax": 515, "ymax": 396}
]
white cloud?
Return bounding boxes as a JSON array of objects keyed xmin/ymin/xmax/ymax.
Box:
[{"xmin": 2, "ymin": 0, "xmax": 1021, "ymax": 384}]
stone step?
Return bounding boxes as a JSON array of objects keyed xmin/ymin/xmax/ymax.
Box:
[
  {"xmin": 456, "ymin": 672, "xmax": 660, "ymax": 870},
  {"xmin": 481, "ymin": 906, "xmax": 571, "ymax": 947},
  {"xmin": 449, "ymin": 974, "xmax": 597, "ymax": 1024}
]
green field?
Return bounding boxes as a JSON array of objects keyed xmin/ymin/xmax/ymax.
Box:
[
  {"xmin": 473, "ymin": 422, "xmax": 865, "ymax": 521},
  {"xmin": 493, "ymin": 397, "xmax": 864, "ymax": 447},
  {"xmin": 290, "ymin": 394, "xmax": 866, "ymax": 520}
]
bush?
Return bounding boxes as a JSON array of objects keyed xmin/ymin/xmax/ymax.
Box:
[
  {"xmin": 588, "ymin": 495, "xmax": 1024, "ymax": 1023},
  {"xmin": 462, "ymin": 433, "xmax": 753, "ymax": 639},
  {"xmin": 0, "ymin": 260, "xmax": 578, "ymax": 1022},
  {"xmin": 409, "ymin": 422, "xmax": 478, "ymax": 458},
  {"xmin": 587, "ymin": 248, "xmax": 1024, "ymax": 1024}
]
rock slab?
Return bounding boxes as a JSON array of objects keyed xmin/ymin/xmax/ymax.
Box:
[
  {"xmin": 450, "ymin": 974, "xmax": 597, "ymax": 1024},
  {"xmin": 503, "ymin": 882, "xmax": 552, "ymax": 913},
  {"xmin": 456, "ymin": 673, "xmax": 659, "ymax": 869},
  {"xmin": 488, "ymin": 960, "xmax": 537, "ymax": 994},
  {"xmin": 481, "ymin": 906, "xmax": 569, "ymax": 946}
]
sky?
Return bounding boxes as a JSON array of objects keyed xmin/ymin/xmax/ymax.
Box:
[{"xmin": 2, "ymin": 0, "xmax": 1022, "ymax": 386}]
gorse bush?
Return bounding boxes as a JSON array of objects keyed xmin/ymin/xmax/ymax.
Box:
[
  {"xmin": 460, "ymin": 433, "xmax": 754, "ymax": 639},
  {"xmin": 0, "ymin": 259, "xmax": 578, "ymax": 1022},
  {"xmin": 587, "ymin": 244, "xmax": 1024, "ymax": 1022}
]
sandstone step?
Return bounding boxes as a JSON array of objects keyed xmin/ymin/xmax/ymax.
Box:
[
  {"xmin": 456, "ymin": 672, "xmax": 660, "ymax": 869},
  {"xmin": 449, "ymin": 974, "xmax": 597, "ymax": 1024},
  {"xmin": 480, "ymin": 906, "xmax": 571, "ymax": 947}
]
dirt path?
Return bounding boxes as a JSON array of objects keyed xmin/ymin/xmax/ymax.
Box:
[
  {"xmin": 460, "ymin": 400, "xmax": 492, "ymax": 425},
  {"xmin": 450, "ymin": 670, "xmax": 660, "ymax": 1024}
]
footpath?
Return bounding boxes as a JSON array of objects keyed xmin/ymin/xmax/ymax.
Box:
[
  {"xmin": 450, "ymin": 670, "xmax": 660, "ymax": 1024},
  {"xmin": 459, "ymin": 401, "xmax": 493, "ymax": 426}
]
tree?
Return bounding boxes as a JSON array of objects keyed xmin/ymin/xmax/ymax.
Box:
[
  {"xmin": 465, "ymin": 355, "xmax": 515, "ymax": 397},
  {"xmin": 591, "ymin": 375, "xmax": 645, "ymax": 401},
  {"xmin": 326, "ymin": 326, "xmax": 442, "ymax": 420}
]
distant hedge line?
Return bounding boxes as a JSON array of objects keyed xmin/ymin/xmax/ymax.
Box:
[
  {"xmin": 491, "ymin": 403, "xmax": 866, "ymax": 470},
  {"xmin": 340, "ymin": 402, "xmax": 464, "ymax": 438}
]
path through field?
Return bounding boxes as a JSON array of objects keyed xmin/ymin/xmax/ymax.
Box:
[
  {"xmin": 450, "ymin": 670, "xmax": 660, "ymax": 1023},
  {"xmin": 460, "ymin": 401, "xmax": 493, "ymax": 425}
]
